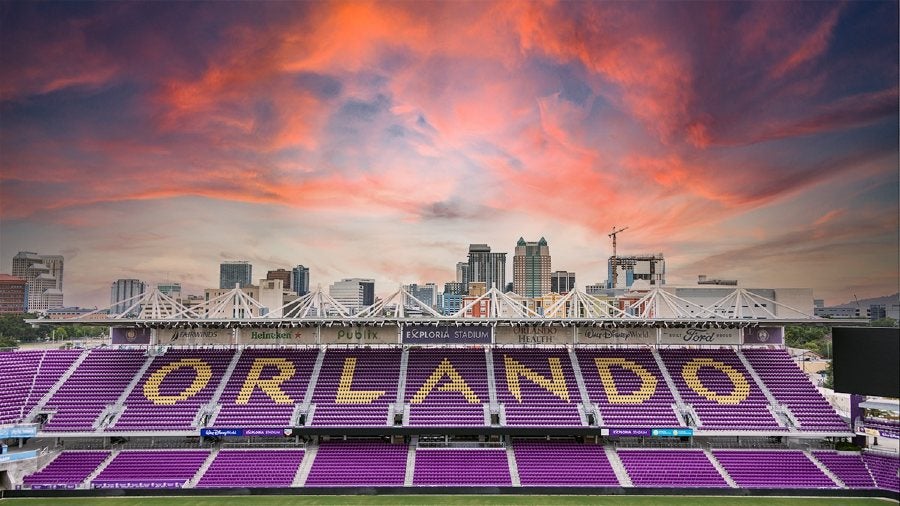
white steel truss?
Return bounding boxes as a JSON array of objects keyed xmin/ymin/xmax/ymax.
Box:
[{"xmin": 35, "ymin": 286, "xmax": 827, "ymax": 325}]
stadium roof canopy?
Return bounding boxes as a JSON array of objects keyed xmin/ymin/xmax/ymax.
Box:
[{"xmin": 27, "ymin": 285, "xmax": 863, "ymax": 328}]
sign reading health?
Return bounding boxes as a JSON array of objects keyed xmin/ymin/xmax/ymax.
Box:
[{"xmin": 402, "ymin": 325, "xmax": 493, "ymax": 345}]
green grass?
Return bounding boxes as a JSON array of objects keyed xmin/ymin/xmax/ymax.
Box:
[{"xmin": 0, "ymin": 496, "xmax": 893, "ymax": 506}]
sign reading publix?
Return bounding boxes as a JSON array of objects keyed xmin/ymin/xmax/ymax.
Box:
[
  {"xmin": 659, "ymin": 327, "xmax": 741, "ymax": 345},
  {"xmin": 576, "ymin": 326, "xmax": 657, "ymax": 345},
  {"xmin": 495, "ymin": 326, "xmax": 573, "ymax": 345},
  {"xmin": 402, "ymin": 325, "xmax": 493, "ymax": 345},
  {"xmin": 320, "ymin": 325, "xmax": 398, "ymax": 345}
]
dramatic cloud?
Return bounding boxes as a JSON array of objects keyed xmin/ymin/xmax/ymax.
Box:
[{"xmin": 1, "ymin": 1, "xmax": 897, "ymax": 307}]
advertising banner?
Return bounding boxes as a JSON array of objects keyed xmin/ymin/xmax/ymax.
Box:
[
  {"xmin": 111, "ymin": 327, "xmax": 152, "ymax": 345},
  {"xmin": 320, "ymin": 325, "xmax": 398, "ymax": 345},
  {"xmin": 93, "ymin": 481, "xmax": 183, "ymax": 489},
  {"xmin": 237, "ymin": 327, "xmax": 316, "ymax": 345},
  {"xmin": 0, "ymin": 450, "xmax": 37, "ymax": 463},
  {"xmin": 743, "ymin": 326, "xmax": 784, "ymax": 345},
  {"xmin": 155, "ymin": 328, "xmax": 233, "ymax": 346},
  {"xmin": 576, "ymin": 326, "xmax": 657, "ymax": 345},
  {"xmin": 659, "ymin": 328, "xmax": 741, "ymax": 345},
  {"xmin": 650, "ymin": 428, "xmax": 693, "ymax": 437},
  {"xmin": 606, "ymin": 428, "xmax": 652, "ymax": 437},
  {"xmin": 243, "ymin": 428, "xmax": 292, "ymax": 437},
  {"xmin": 200, "ymin": 428, "xmax": 243, "ymax": 437},
  {"xmin": 495, "ymin": 326, "xmax": 573, "ymax": 345},
  {"xmin": 0, "ymin": 425, "xmax": 37, "ymax": 439},
  {"xmin": 402, "ymin": 325, "xmax": 493, "ymax": 345}
]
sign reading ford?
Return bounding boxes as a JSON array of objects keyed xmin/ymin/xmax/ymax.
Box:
[
  {"xmin": 659, "ymin": 327, "xmax": 741, "ymax": 345},
  {"xmin": 495, "ymin": 326, "xmax": 572, "ymax": 345},
  {"xmin": 402, "ymin": 325, "xmax": 492, "ymax": 345},
  {"xmin": 576, "ymin": 326, "xmax": 657, "ymax": 345},
  {"xmin": 320, "ymin": 325, "xmax": 398, "ymax": 345},
  {"xmin": 237, "ymin": 327, "xmax": 316, "ymax": 345},
  {"xmin": 155, "ymin": 328, "xmax": 233, "ymax": 345}
]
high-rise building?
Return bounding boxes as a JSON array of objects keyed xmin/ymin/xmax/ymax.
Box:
[
  {"xmin": 0, "ymin": 274, "xmax": 27, "ymax": 314},
  {"xmin": 403, "ymin": 283, "xmax": 438, "ymax": 309},
  {"xmin": 443, "ymin": 282, "xmax": 466, "ymax": 296},
  {"xmin": 219, "ymin": 261, "xmax": 252, "ymax": 289},
  {"xmin": 110, "ymin": 279, "xmax": 147, "ymax": 316},
  {"xmin": 467, "ymin": 244, "xmax": 506, "ymax": 291},
  {"xmin": 291, "ymin": 265, "xmax": 310, "ymax": 296},
  {"xmin": 455, "ymin": 262, "xmax": 469, "ymax": 288},
  {"xmin": 551, "ymin": 271, "xmax": 576, "ymax": 294},
  {"xmin": 607, "ymin": 253, "xmax": 665, "ymax": 289},
  {"xmin": 157, "ymin": 282, "xmax": 182, "ymax": 299},
  {"xmin": 266, "ymin": 269, "xmax": 292, "ymax": 291},
  {"xmin": 328, "ymin": 278, "xmax": 375, "ymax": 312},
  {"xmin": 585, "ymin": 283, "xmax": 606, "ymax": 296},
  {"xmin": 513, "ymin": 237, "xmax": 551, "ymax": 297},
  {"xmin": 12, "ymin": 251, "xmax": 64, "ymax": 312}
]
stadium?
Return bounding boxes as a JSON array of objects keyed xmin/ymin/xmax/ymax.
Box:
[{"xmin": 0, "ymin": 285, "xmax": 897, "ymax": 504}]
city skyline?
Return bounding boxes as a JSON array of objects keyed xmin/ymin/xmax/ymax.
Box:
[{"xmin": 1, "ymin": 2, "xmax": 898, "ymax": 308}]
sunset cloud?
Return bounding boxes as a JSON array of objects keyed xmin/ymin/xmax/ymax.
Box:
[{"xmin": 0, "ymin": 1, "xmax": 897, "ymax": 307}]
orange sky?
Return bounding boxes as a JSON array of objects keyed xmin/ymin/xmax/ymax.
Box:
[{"xmin": 1, "ymin": 1, "xmax": 897, "ymax": 307}]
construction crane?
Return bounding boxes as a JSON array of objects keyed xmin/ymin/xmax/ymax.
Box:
[{"xmin": 608, "ymin": 226, "xmax": 628, "ymax": 289}]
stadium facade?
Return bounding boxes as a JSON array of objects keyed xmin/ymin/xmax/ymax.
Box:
[{"xmin": 0, "ymin": 284, "xmax": 896, "ymax": 498}]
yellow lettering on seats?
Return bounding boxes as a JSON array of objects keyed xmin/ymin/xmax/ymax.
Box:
[
  {"xmin": 335, "ymin": 357, "xmax": 385, "ymax": 404},
  {"xmin": 504, "ymin": 355, "xmax": 570, "ymax": 403},
  {"xmin": 681, "ymin": 358, "xmax": 750, "ymax": 405},
  {"xmin": 594, "ymin": 357, "xmax": 657, "ymax": 404},
  {"xmin": 236, "ymin": 357, "xmax": 295, "ymax": 405},
  {"xmin": 143, "ymin": 358, "xmax": 212, "ymax": 405},
  {"xmin": 411, "ymin": 358, "xmax": 480, "ymax": 404}
]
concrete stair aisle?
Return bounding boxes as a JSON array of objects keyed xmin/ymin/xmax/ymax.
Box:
[
  {"xmin": 805, "ymin": 450, "xmax": 847, "ymax": 488},
  {"xmin": 703, "ymin": 448, "xmax": 738, "ymax": 488},
  {"xmin": 396, "ymin": 348, "xmax": 410, "ymax": 406},
  {"xmin": 505, "ymin": 436, "xmax": 521, "ymax": 486},
  {"xmin": 82, "ymin": 450, "xmax": 120, "ymax": 489},
  {"xmin": 292, "ymin": 441, "xmax": 318, "ymax": 487},
  {"xmin": 302, "ymin": 349, "xmax": 326, "ymax": 406},
  {"xmin": 568, "ymin": 348, "xmax": 601, "ymax": 426},
  {"xmin": 604, "ymin": 447, "xmax": 633, "ymax": 487},
  {"xmin": 200, "ymin": 348, "xmax": 244, "ymax": 427},
  {"xmin": 185, "ymin": 448, "xmax": 219, "ymax": 488},
  {"xmin": 404, "ymin": 436, "xmax": 418, "ymax": 487},
  {"xmin": 651, "ymin": 349, "xmax": 697, "ymax": 427},
  {"xmin": 24, "ymin": 349, "xmax": 90, "ymax": 423},
  {"xmin": 485, "ymin": 348, "xmax": 499, "ymax": 407},
  {"xmin": 736, "ymin": 349, "xmax": 799, "ymax": 430}
]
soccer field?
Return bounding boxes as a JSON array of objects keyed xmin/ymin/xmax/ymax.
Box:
[{"xmin": 0, "ymin": 496, "xmax": 893, "ymax": 506}]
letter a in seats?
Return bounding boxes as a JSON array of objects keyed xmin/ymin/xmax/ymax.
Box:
[
  {"xmin": 411, "ymin": 358, "xmax": 481, "ymax": 404},
  {"xmin": 594, "ymin": 357, "xmax": 657, "ymax": 404},
  {"xmin": 236, "ymin": 357, "xmax": 296, "ymax": 404},
  {"xmin": 335, "ymin": 357, "xmax": 385, "ymax": 404},
  {"xmin": 503, "ymin": 355, "xmax": 570, "ymax": 403}
]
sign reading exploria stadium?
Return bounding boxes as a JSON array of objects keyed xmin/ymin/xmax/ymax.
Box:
[{"xmin": 402, "ymin": 325, "xmax": 492, "ymax": 345}]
